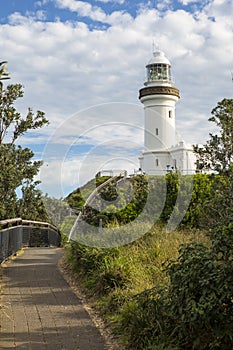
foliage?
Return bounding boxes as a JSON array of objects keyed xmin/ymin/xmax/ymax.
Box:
[
  {"xmin": 159, "ymin": 171, "xmax": 179, "ymax": 222},
  {"xmin": 43, "ymin": 196, "xmax": 71, "ymax": 227},
  {"xmin": 123, "ymin": 164, "xmax": 233, "ymax": 348},
  {"xmin": 67, "ymin": 242, "xmax": 131, "ymax": 293},
  {"xmin": 181, "ymin": 174, "xmax": 216, "ymax": 228},
  {"xmin": 166, "ymin": 236, "xmax": 233, "ymax": 349},
  {"xmin": 65, "ymin": 227, "xmax": 206, "ymax": 330},
  {"xmin": 66, "ymin": 177, "xmax": 99, "ymax": 211},
  {"xmin": 67, "ymin": 172, "xmax": 222, "ymax": 230},
  {"xmin": 17, "ymin": 182, "xmax": 49, "ymax": 221},
  {"xmin": 197, "ymin": 167, "xmax": 233, "ymax": 229},
  {"xmin": 194, "ymin": 98, "xmax": 233, "ymax": 174},
  {"xmin": 65, "ymin": 97, "xmax": 233, "ymax": 349},
  {"xmin": 66, "ymin": 188, "xmax": 85, "ymax": 211},
  {"xmin": 0, "ymin": 144, "xmax": 43, "ymax": 219},
  {"xmin": 65, "ymin": 171, "xmax": 232, "ymax": 349},
  {"xmin": 59, "ymin": 215, "xmax": 76, "ymax": 242},
  {"xmin": 120, "ymin": 224, "xmax": 233, "ymax": 350},
  {"xmin": 68, "ymin": 175, "xmax": 149, "ymax": 227},
  {"xmin": 0, "ymin": 82, "xmax": 49, "ymax": 220},
  {"xmin": 0, "ymin": 83, "xmax": 48, "ymax": 145}
]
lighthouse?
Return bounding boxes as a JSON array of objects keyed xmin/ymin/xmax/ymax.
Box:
[{"xmin": 139, "ymin": 50, "xmax": 196, "ymax": 175}]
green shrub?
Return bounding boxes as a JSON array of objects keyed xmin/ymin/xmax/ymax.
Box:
[
  {"xmin": 120, "ymin": 224, "xmax": 233, "ymax": 350},
  {"xmin": 66, "ymin": 242, "xmax": 131, "ymax": 295},
  {"xmin": 119, "ymin": 287, "xmax": 173, "ymax": 349},
  {"xmin": 166, "ymin": 242, "xmax": 232, "ymax": 349},
  {"xmin": 66, "ymin": 172, "xmax": 227, "ymax": 230}
]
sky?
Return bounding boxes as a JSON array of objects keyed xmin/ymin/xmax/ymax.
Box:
[{"xmin": 0, "ymin": 0, "xmax": 232, "ymax": 198}]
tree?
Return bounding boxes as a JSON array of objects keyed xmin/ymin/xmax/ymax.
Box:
[
  {"xmin": 196, "ymin": 167, "xmax": 233, "ymax": 230},
  {"xmin": 193, "ymin": 98, "xmax": 233, "ymax": 228},
  {"xmin": 194, "ymin": 98, "xmax": 233, "ymax": 174},
  {"xmin": 0, "ymin": 80, "xmax": 49, "ymax": 219},
  {"xmin": 17, "ymin": 182, "xmax": 49, "ymax": 222},
  {"xmin": 0, "ymin": 83, "xmax": 48, "ymax": 145},
  {"xmin": 0, "ymin": 144, "xmax": 43, "ymax": 218}
]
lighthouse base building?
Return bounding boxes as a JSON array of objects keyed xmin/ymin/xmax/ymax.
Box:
[
  {"xmin": 139, "ymin": 140, "xmax": 196, "ymax": 175},
  {"xmin": 139, "ymin": 50, "xmax": 196, "ymax": 175}
]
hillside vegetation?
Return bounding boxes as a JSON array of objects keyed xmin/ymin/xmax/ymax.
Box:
[
  {"xmin": 64, "ymin": 170, "xmax": 233, "ymax": 350},
  {"xmin": 64, "ymin": 99, "xmax": 233, "ymax": 350}
]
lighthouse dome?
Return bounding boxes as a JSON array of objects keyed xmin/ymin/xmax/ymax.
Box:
[{"xmin": 147, "ymin": 50, "xmax": 171, "ymax": 66}]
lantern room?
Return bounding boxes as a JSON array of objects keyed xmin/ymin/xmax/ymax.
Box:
[{"xmin": 145, "ymin": 50, "xmax": 172, "ymax": 85}]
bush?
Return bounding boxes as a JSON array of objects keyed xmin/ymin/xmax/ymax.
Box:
[
  {"xmin": 120, "ymin": 224, "xmax": 233, "ymax": 350},
  {"xmin": 167, "ymin": 241, "xmax": 233, "ymax": 349},
  {"xmin": 66, "ymin": 172, "xmax": 226, "ymax": 230},
  {"xmin": 119, "ymin": 287, "xmax": 174, "ymax": 349},
  {"xmin": 66, "ymin": 242, "xmax": 130, "ymax": 295}
]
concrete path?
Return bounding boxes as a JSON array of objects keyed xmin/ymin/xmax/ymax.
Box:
[{"xmin": 0, "ymin": 248, "xmax": 108, "ymax": 350}]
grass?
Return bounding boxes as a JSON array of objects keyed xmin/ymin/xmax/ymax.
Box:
[
  {"xmin": 64, "ymin": 224, "xmax": 209, "ymax": 348},
  {"xmin": 60, "ymin": 215, "xmax": 76, "ymax": 241}
]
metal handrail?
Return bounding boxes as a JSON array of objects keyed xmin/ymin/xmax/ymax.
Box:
[
  {"xmin": 0, "ymin": 218, "xmax": 61, "ymax": 264},
  {"xmin": 0, "ymin": 218, "xmax": 59, "ymax": 232},
  {"xmin": 68, "ymin": 171, "xmax": 127, "ymax": 241}
]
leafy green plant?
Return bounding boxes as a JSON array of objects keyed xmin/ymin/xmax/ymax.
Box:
[
  {"xmin": 194, "ymin": 98, "xmax": 233, "ymax": 174},
  {"xmin": 120, "ymin": 224, "xmax": 232, "ymax": 350},
  {"xmin": 0, "ymin": 80, "xmax": 49, "ymax": 220},
  {"xmin": 65, "ymin": 227, "xmax": 209, "ymax": 348},
  {"xmin": 66, "ymin": 242, "xmax": 130, "ymax": 295},
  {"xmin": 119, "ymin": 286, "xmax": 173, "ymax": 349},
  {"xmin": 67, "ymin": 171, "xmax": 227, "ymax": 231}
]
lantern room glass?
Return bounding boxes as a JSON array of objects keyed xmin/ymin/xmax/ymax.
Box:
[{"xmin": 147, "ymin": 64, "xmax": 171, "ymax": 82}]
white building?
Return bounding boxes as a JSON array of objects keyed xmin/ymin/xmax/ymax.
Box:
[{"xmin": 139, "ymin": 50, "xmax": 196, "ymax": 175}]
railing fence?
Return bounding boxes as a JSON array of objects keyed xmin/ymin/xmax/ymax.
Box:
[{"xmin": 0, "ymin": 218, "xmax": 61, "ymax": 263}]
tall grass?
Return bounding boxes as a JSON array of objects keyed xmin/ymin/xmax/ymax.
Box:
[
  {"xmin": 60, "ymin": 215, "xmax": 76, "ymax": 241},
  {"xmin": 65, "ymin": 224, "xmax": 208, "ymax": 348}
]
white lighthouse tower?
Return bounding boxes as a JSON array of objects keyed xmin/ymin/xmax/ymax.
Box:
[{"xmin": 139, "ymin": 49, "xmax": 196, "ymax": 175}]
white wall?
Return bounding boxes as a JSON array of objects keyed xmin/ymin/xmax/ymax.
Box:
[{"xmin": 141, "ymin": 94, "xmax": 178, "ymax": 150}]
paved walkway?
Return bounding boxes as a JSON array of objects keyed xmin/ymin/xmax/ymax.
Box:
[{"xmin": 0, "ymin": 248, "xmax": 108, "ymax": 350}]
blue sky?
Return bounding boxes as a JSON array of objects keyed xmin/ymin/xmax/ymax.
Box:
[
  {"xmin": 0, "ymin": 0, "xmax": 232, "ymax": 197},
  {"xmin": 0, "ymin": 0, "xmax": 214, "ymax": 28}
]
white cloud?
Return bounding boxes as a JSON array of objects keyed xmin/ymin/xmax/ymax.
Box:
[
  {"xmin": 35, "ymin": 10, "xmax": 48, "ymax": 20},
  {"xmin": 204, "ymin": 0, "xmax": 233, "ymax": 26},
  {"xmin": 178, "ymin": 0, "xmax": 204, "ymax": 5},
  {"xmin": 39, "ymin": 142, "xmax": 140, "ymax": 197},
  {"xmin": 53, "ymin": 0, "xmax": 107, "ymax": 22},
  {"xmin": 96, "ymin": 0, "xmax": 125, "ymax": 3},
  {"xmin": 52, "ymin": 0, "xmax": 133, "ymax": 26}
]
